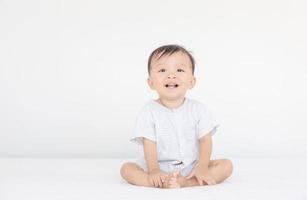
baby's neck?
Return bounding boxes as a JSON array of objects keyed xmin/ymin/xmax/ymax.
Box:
[{"xmin": 157, "ymin": 97, "xmax": 186, "ymax": 109}]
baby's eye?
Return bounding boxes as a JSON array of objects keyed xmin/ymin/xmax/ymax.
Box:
[
  {"xmin": 177, "ymin": 69, "xmax": 185, "ymax": 72},
  {"xmin": 158, "ymin": 69, "xmax": 166, "ymax": 72}
]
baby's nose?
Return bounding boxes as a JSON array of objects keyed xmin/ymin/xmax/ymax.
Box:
[{"xmin": 168, "ymin": 73, "xmax": 176, "ymax": 79}]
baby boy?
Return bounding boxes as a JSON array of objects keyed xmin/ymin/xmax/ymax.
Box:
[{"xmin": 120, "ymin": 44, "xmax": 233, "ymax": 188}]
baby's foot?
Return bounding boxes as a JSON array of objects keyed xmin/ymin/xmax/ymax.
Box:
[{"xmin": 162, "ymin": 171, "xmax": 181, "ymax": 189}]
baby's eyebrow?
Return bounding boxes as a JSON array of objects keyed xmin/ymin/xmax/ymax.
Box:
[
  {"xmin": 152, "ymin": 63, "xmax": 189, "ymax": 70},
  {"xmin": 155, "ymin": 63, "xmax": 187, "ymax": 67}
]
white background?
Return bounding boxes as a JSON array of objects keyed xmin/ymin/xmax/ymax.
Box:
[{"xmin": 0, "ymin": 0, "xmax": 306, "ymax": 158}]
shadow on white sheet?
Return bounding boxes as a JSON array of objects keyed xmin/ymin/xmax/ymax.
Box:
[{"xmin": 0, "ymin": 157, "xmax": 306, "ymax": 200}]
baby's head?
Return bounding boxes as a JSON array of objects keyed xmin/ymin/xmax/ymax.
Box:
[
  {"xmin": 147, "ymin": 44, "xmax": 196, "ymax": 101},
  {"xmin": 147, "ymin": 44, "xmax": 195, "ymax": 75}
]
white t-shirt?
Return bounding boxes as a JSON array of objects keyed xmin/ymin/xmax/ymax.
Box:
[{"xmin": 130, "ymin": 98, "xmax": 219, "ymax": 168}]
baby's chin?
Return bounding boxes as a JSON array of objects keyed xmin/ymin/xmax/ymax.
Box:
[
  {"xmin": 158, "ymin": 91, "xmax": 188, "ymax": 99},
  {"xmin": 157, "ymin": 94, "xmax": 186, "ymax": 101}
]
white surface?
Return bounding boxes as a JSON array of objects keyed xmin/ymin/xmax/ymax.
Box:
[
  {"xmin": 1, "ymin": 0, "xmax": 307, "ymax": 158},
  {"xmin": 0, "ymin": 157, "xmax": 306, "ymax": 200}
]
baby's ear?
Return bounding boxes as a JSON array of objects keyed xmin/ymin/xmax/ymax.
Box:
[
  {"xmin": 147, "ymin": 78, "xmax": 154, "ymax": 90},
  {"xmin": 189, "ymin": 76, "xmax": 196, "ymax": 89}
]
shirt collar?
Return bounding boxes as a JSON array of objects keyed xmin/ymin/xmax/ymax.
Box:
[{"xmin": 151, "ymin": 98, "xmax": 188, "ymax": 113}]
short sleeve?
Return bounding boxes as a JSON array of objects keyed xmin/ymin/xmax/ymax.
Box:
[
  {"xmin": 130, "ymin": 105, "xmax": 156, "ymax": 145},
  {"xmin": 197, "ymin": 103, "xmax": 219, "ymax": 139}
]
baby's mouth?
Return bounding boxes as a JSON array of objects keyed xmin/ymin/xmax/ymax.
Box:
[{"xmin": 165, "ymin": 83, "xmax": 179, "ymax": 88}]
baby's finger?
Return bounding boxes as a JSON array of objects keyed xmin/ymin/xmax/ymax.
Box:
[
  {"xmin": 161, "ymin": 177, "xmax": 165, "ymax": 183},
  {"xmin": 156, "ymin": 178, "xmax": 161, "ymax": 188},
  {"xmin": 154, "ymin": 178, "xmax": 159, "ymax": 187},
  {"xmin": 203, "ymin": 179, "xmax": 210, "ymax": 185},
  {"xmin": 161, "ymin": 174, "xmax": 167, "ymax": 182},
  {"xmin": 150, "ymin": 178, "xmax": 155, "ymax": 187},
  {"xmin": 197, "ymin": 178, "xmax": 204, "ymax": 186},
  {"xmin": 158, "ymin": 177, "xmax": 163, "ymax": 188}
]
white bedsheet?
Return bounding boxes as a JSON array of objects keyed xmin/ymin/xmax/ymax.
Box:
[{"xmin": 0, "ymin": 157, "xmax": 306, "ymax": 200}]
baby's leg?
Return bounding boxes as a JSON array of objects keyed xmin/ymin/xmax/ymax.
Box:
[
  {"xmin": 120, "ymin": 162, "xmax": 152, "ymax": 187},
  {"xmin": 208, "ymin": 159, "xmax": 233, "ymax": 184},
  {"xmin": 179, "ymin": 159, "xmax": 233, "ymax": 187}
]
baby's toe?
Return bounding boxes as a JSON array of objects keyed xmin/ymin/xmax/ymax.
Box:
[
  {"xmin": 168, "ymin": 175, "xmax": 180, "ymax": 188},
  {"xmin": 168, "ymin": 181, "xmax": 180, "ymax": 188},
  {"xmin": 170, "ymin": 176, "xmax": 177, "ymax": 180},
  {"xmin": 172, "ymin": 171, "xmax": 180, "ymax": 177}
]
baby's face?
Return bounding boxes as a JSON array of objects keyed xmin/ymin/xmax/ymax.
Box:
[{"xmin": 147, "ymin": 52, "xmax": 196, "ymax": 101}]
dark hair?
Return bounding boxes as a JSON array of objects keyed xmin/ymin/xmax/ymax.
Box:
[{"xmin": 147, "ymin": 44, "xmax": 195, "ymax": 75}]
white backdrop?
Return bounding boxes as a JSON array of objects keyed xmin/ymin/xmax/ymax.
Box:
[{"xmin": 0, "ymin": 0, "xmax": 306, "ymax": 158}]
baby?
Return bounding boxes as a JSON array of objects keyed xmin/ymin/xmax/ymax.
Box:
[{"xmin": 120, "ymin": 44, "xmax": 233, "ymax": 188}]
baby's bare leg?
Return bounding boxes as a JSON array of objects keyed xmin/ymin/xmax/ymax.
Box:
[
  {"xmin": 180, "ymin": 159, "xmax": 233, "ymax": 187},
  {"xmin": 120, "ymin": 162, "xmax": 152, "ymax": 187}
]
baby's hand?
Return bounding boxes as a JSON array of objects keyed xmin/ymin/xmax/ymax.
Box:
[
  {"xmin": 147, "ymin": 169, "xmax": 167, "ymax": 188},
  {"xmin": 187, "ymin": 164, "xmax": 216, "ymax": 186}
]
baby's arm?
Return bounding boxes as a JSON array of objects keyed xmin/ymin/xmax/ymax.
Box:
[
  {"xmin": 198, "ymin": 133, "xmax": 212, "ymax": 169},
  {"xmin": 143, "ymin": 138, "xmax": 160, "ymax": 172},
  {"xmin": 187, "ymin": 133, "xmax": 216, "ymax": 185},
  {"xmin": 143, "ymin": 138, "xmax": 167, "ymax": 187}
]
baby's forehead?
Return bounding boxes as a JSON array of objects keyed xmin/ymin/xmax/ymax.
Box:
[{"xmin": 151, "ymin": 52, "xmax": 191, "ymax": 67}]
